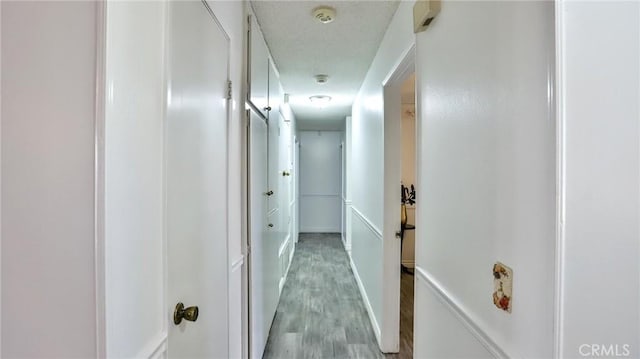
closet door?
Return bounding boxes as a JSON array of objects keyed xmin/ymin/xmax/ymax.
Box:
[
  {"xmin": 248, "ymin": 108, "xmax": 281, "ymax": 359},
  {"xmin": 268, "ymin": 59, "xmax": 283, "ymax": 211},
  {"xmin": 165, "ymin": 1, "xmax": 230, "ymax": 357},
  {"xmin": 248, "ymin": 15, "xmax": 269, "ymax": 117},
  {"xmin": 267, "ymin": 58, "xmax": 281, "ymax": 115},
  {"xmin": 277, "ymin": 115, "xmax": 293, "ymax": 289},
  {"xmin": 264, "ymin": 109, "xmax": 281, "ymax": 316},
  {"xmin": 248, "ymin": 109, "xmax": 271, "ymax": 359}
]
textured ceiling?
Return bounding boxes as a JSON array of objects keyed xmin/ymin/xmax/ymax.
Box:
[{"xmin": 251, "ymin": 0, "xmax": 400, "ymax": 130}]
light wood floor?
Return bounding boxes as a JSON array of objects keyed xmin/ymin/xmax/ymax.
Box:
[
  {"xmin": 262, "ymin": 233, "xmax": 414, "ymax": 359},
  {"xmin": 387, "ymin": 271, "xmax": 414, "ymax": 359}
]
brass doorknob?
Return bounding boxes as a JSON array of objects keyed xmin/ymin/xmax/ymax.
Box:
[{"xmin": 174, "ymin": 302, "xmax": 199, "ymax": 325}]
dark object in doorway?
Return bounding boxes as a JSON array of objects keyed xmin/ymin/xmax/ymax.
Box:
[{"xmin": 400, "ymin": 184, "xmax": 416, "ymax": 275}]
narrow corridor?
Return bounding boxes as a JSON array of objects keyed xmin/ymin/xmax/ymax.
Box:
[
  {"xmin": 263, "ymin": 233, "xmax": 414, "ymax": 359},
  {"xmin": 263, "ymin": 233, "xmax": 382, "ymax": 358}
]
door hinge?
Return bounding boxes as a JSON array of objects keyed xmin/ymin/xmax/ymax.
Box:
[{"xmin": 227, "ymin": 80, "xmax": 233, "ymax": 100}]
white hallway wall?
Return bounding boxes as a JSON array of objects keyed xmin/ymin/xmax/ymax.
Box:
[
  {"xmin": 414, "ymin": 1, "xmax": 556, "ymax": 357},
  {"xmin": 1, "ymin": 2, "xmax": 99, "ymax": 357},
  {"xmin": 350, "ymin": 0, "xmax": 415, "ymax": 345},
  {"xmin": 409, "ymin": 1, "xmax": 640, "ymax": 357},
  {"xmin": 557, "ymin": 1, "xmax": 639, "ymax": 357},
  {"xmin": 350, "ymin": 0, "xmax": 639, "ymax": 357},
  {"xmin": 299, "ymin": 131, "xmax": 343, "ymax": 233}
]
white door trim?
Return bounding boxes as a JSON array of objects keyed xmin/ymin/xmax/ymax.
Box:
[
  {"xmin": 553, "ymin": 1, "xmax": 566, "ymax": 357},
  {"xmin": 94, "ymin": 2, "xmax": 107, "ymax": 357},
  {"xmin": 380, "ymin": 42, "xmax": 415, "ymax": 353}
]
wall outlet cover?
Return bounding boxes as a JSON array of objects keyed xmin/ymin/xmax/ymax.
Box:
[{"xmin": 492, "ymin": 262, "xmax": 513, "ymax": 313}]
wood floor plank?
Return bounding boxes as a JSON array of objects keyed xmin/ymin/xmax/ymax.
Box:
[{"xmin": 262, "ymin": 233, "xmax": 414, "ymax": 359}]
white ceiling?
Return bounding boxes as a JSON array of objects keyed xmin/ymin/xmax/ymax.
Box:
[{"xmin": 251, "ymin": 0, "xmax": 400, "ymax": 130}]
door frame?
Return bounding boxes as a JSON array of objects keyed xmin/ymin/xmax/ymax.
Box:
[
  {"xmin": 94, "ymin": 1, "xmax": 107, "ymax": 357},
  {"xmin": 381, "ymin": 43, "xmax": 416, "ymax": 353},
  {"xmin": 293, "ymin": 135, "xmax": 299, "ymax": 243}
]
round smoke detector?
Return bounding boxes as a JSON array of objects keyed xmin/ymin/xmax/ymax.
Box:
[{"xmin": 313, "ymin": 6, "xmax": 336, "ymax": 24}]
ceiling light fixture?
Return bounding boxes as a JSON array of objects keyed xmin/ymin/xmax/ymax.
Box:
[
  {"xmin": 312, "ymin": 6, "xmax": 336, "ymax": 24},
  {"xmin": 315, "ymin": 74, "xmax": 329, "ymax": 84},
  {"xmin": 309, "ymin": 95, "xmax": 332, "ymax": 107}
]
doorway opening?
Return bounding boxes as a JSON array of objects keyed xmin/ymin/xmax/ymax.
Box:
[
  {"xmin": 381, "ymin": 43, "xmax": 415, "ymax": 356},
  {"xmin": 398, "ymin": 72, "xmax": 416, "ymax": 358}
]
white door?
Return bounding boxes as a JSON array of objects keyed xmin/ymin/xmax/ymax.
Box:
[
  {"xmin": 249, "ymin": 15, "xmax": 269, "ymax": 118},
  {"xmin": 166, "ymin": 1, "xmax": 230, "ymax": 357},
  {"xmin": 299, "ymin": 131, "xmax": 343, "ymax": 232},
  {"xmin": 293, "ymin": 136, "xmax": 300, "ymax": 243},
  {"xmin": 279, "ymin": 118, "xmax": 292, "ymax": 260},
  {"xmin": 248, "ymin": 109, "xmax": 282, "ymax": 358},
  {"xmin": 248, "ymin": 109, "xmax": 270, "ymax": 358},
  {"xmin": 265, "ymin": 110, "xmax": 281, "ymax": 311},
  {"xmin": 277, "ymin": 115, "xmax": 292, "ymax": 287}
]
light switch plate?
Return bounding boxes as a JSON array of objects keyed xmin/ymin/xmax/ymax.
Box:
[{"xmin": 493, "ymin": 262, "xmax": 513, "ymax": 313}]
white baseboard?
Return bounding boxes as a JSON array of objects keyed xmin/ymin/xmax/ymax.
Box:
[
  {"xmin": 299, "ymin": 227, "xmax": 341, "ymax": 233},
  {"xmin": 278, "ymin": 234, "xmax": 291, "ymax": 258},
  {"xmin": 279, "ymin": 256, "xmax": 293, "ymax": 294},
  {"xmin": 279, "ymin": 235, "xmax": 294, "ymax": 294}
]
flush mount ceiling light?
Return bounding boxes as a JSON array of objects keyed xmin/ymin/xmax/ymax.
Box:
[
  {"xmin": 312, "ymin": 6, "xmax": 336, "ymax": 24},
  {"xmin": 315, "ymin": 74, "xmax": 329, "ymax": 84},
  {"xmin": 309, "ymin": 95, "xmax": 332, "ymax": 107}
]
